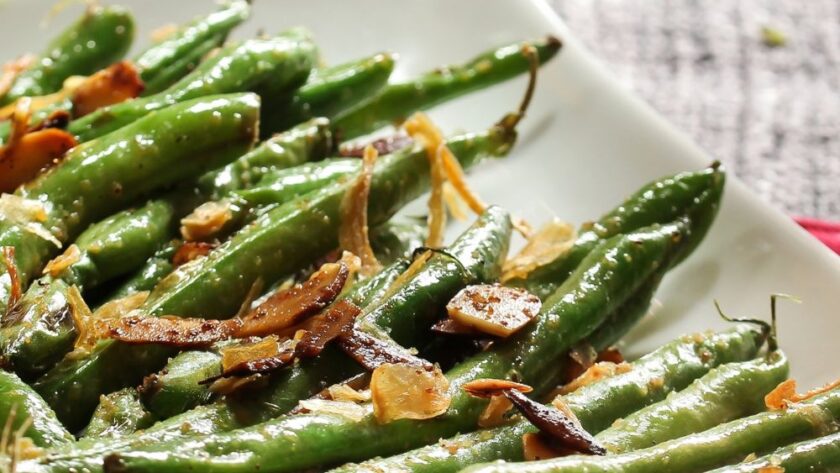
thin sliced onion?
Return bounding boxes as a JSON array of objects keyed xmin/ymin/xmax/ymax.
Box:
[
  {"xmin": 68, "ymin": 285, "xmax": 98, "ymax": 352},
  {"xmin": 42, "ymin": 244, "xmax": 80, "ymax": 277},
  {"xmin": 220, "ymin": 336, "xmax": 283, "ymax": 373},
  {"xmin": 180, "ymin": 200, "xmax": 233, "ymax": 242},
  {"xmin": 501, "ymin": 219, "xmax": 576, "ymax": 283},
  {"xmin": 370, "ymin": 363, "xmax": 451, "ymax": 423},
  {"xmin": 338, "ymin": 145, "xmax": 381, "ymax": 277},
  {"xmin": 297, "ymin": 399, "xmax": 369, "ymax": 422},
  {"xmin": 0, "ymin": 194, "xmax": 60, "ymax": 247},
  {"xmin": 559, "ymin": 362, "xmax": 633, "ymax": 395},
  {"xmin": 172, "ymin": 241, "xmax": 217, "ymax": 267},
  {"xmin": 403, "ymin": 114, "xmax": 448, "ymax": 247},
  {"xmin": 478, "ymin": 395, "xmax": 514, "ymax": 428},
  {"xmin": 327, "ymin": 384, "xmax": 370, "ymax": 403}
]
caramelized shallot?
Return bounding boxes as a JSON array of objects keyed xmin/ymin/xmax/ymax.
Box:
[
  {"xmin": 337, "ymin": 329, "xmax": 432, "ymax": 372},
  {"xmin": 172, "ymin": 241, "xmax": 217, "ymax": 267},
  {"xmin": 338, "ymin": 145, "xmax": 381, "ymax": 277},
  {"xmin": 180, "ymin": 200, "xmax": 234, "ymax": 242},
  {"xmin": 71, "ymin": 61, "xmax": 144, "ymax": 117},
  {"xmin": 501, "ymin": 219, "xmax": 576, "ymax": 283},
  {"xmin": 370, "ymin": 363, "xmax": 451, "ymax": 423}
]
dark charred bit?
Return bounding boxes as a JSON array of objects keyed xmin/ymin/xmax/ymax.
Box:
[
  {"xmin": 431, "ymin": 318, "xmax": 484, "ymax": 336},
  {"xmin": 288, "ymin": 299, "xmax": 360, "ymax": 358},
  {"xmin": 337, "ymin": 329, "xmax": 432, "ymax": 372},
  {"xmin": 28, "ymin": 109, "xmax": 71, "ymax": 132},
  {"xmin": 504, "ymin": 389, "xmax": 606, "ymax": 455},
  {"xmin": 204, "ymin": 301, "xmax": 363, "ymax": 388},
  {"xmin": 106, "ymin": 315, "xmax": 241, "ymax": 348},
  {"xmin": 233, "ymin": 261, "xmax": 349, "ymax": 338},
  {"xmin": 339, "ymin": 134, "xmax": 414, "ymax": 158}
]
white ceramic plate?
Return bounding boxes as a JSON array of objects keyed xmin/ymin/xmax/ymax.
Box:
[{"xmin": 1, "ymin": 0, "xmax": 838, "ymax": 386}]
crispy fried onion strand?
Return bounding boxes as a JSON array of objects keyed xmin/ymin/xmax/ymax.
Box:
[{"xmin": 339, "ymin": 145, "xmax": 381, "ymax": 277}]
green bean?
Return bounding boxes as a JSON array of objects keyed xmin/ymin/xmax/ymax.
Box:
[
  {"xmin": 32, "ymin": 120, "xmax": 514, "ymax": 431},
  {"xmin": 462, "ymin": 385, "xmax": 840, "ymax": 473},
  {"xmin": 0, "ymin": 6, "xmax": 135, "ymax": 106},
  {"xmin": 0, "ymin": 92, "xmax": 259, "ymax": 316},
  {"xmin": 596, "ymin": 351, "xmax": 789, "ymax": 452},
  {"xmin": 368, "ymin": 220, "xmax": 426, "ymax": 267},
  {"xmin": 261, "ymin": 52, "xmax": 396, "ymax": 137},
  {"xmin": 96, "ymin": 219, "xmax": 692, "ymax": 472},
  {"xmin": 332, "ymin": 324, "xmax": 766, "ymax": 473},
  {"xmin": 79, "ymin": 388, "xmax": 155, "ymax": 440},
  {"xmin": 234, "ymin": 158, "xmax": 360, "ymax": 206},
  {"xmin": 139, "ymin": 350, "xmax": 225, "ymax": 421},
  {"xmin": 708, "ymin": 431, "xmax": 840, "ymax": 473},
  {"xmin": 332, "ymin": 36, "xmax": 561, "ymax": 140},
  {"xmin": 509, "ymin": 163, "xmax": 725, "ymax": 300},
  {"xmin": 195, "ymin": 118, "xmax": 334, "ymax": 201},
  {"xmin": 103, "ymin": 241, "xmax": 178, "ymax": 301},
  {"xmin": 0, "ymin": 370, "xmax": 72, "ymax": 448},
  {"xmin": 134, "ymin": 1, "xmax": 250, "ymax": 95},
  {"xmin": 68, "ymin": 33, "xmax": 317, "ymax": 142},
  {"xmin": 0, "ymin": 199, "xmax": 174, "ymax": 379}
]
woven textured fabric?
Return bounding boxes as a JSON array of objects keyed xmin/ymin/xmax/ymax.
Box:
[{"xmin": 552, "ymin": 0, "xmax": 840, "ymax": 219}]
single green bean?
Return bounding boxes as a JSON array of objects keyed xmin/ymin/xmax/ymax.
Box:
[
  {"xmin": 103, "ymin": 241, "xmax": 178, "ymax": 301},
  {"xmin": 234, "ymin": 158, "xmax": 360, "ymax": 206},
  {"xmin": 134, "ymin": 1, "xmax": 250, "ymax": 95},
  {"xmin": 708, "ymin": 431, "xmax": 840, "ymax": 473},
  {"xmin": 332, "ymin": 36, "xmax": 561, "ymax": 140},
  {"xmin": 462, "ymin": 385, "xmax": 840, "ymax": 473},
  {"xmin": 0, "ymin": 6, "xmax": 135, "ymax": 105},
  {"xmin": 0, "ymin": 370, "xmax": 73, "ymax": 448},
  {"xmin": 79, "ymin": 388, "xmax": 155, "ymax": 440}
]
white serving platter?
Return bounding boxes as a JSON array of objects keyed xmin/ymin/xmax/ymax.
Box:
[{"xmin": 1, "ymin": 0, "xmax": 838, "ymax": 386}]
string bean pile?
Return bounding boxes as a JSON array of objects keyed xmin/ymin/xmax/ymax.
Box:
[{"xmin": 0, "ymin": 3, "xmax": 832, "ymax": 473}]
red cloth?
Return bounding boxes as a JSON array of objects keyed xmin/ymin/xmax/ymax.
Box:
[{"xmin": 795, "ymin": 217, "xmax": 840, "ymax": 254}]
